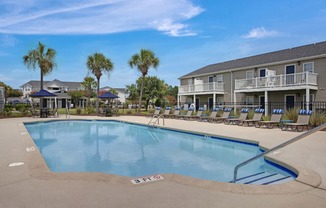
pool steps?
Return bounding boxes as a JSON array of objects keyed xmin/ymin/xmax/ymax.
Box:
[{"xmin": 231, "ymin": 172, "xmax": 293, "ymax": 185}]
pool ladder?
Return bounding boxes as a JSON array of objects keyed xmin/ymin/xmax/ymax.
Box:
[
  {"xmin": 148, "ymin": 114, "xmax": 165, "ymax": 128},
  {"xmin": 232, "ymin": 123, "xmax": 326, "ymax": 183},
  {"xmin": 65, "ymin": 103, "xmax": 70, "ymax": 120}
]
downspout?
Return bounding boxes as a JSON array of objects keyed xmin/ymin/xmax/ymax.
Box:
[{"xmin": 230, "ymin": 70, "xmax": 233, "ymax": 103}]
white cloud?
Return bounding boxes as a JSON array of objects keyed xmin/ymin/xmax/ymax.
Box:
[
  {"xmin": 243, "ymin": 27, "xmax": 279, "ymax": 39},
  {"xmin": 0, "ymin": 0, "xmax": 203, "ymax": 37},
  {"xmin": 153, "ymin": 19, "xmax": 196, "ymax": 37},
  {"xmin": 0, "ymin": 35, "xmax": 18, "ymax": 47}
]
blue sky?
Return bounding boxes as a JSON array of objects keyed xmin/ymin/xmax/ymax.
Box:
[{"xmin": 0, "ymin": 0, "xmax": 325, "ymax": 89}]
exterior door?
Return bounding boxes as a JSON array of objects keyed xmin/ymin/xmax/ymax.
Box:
[
  {"xmin": 285, "ymin": 65, "xmax": 295, "ymax": 85},
  {"xmin": 208, "ymin": 97, "xmax": 213, "ymax": 110},
  {"xmin": 62, "ymin": 99, "xmax": 66, "ymax": 108},
  {"xmin": 259, "ymin": 96, "xmax": 265, "ymax": 109},
  {"xmin": 195, "ymin": 98, "xmax": 199, "ymax": 110},
  {"xmin": 285, "ymin": 95, "xmax": 295, "ymax": 110}
]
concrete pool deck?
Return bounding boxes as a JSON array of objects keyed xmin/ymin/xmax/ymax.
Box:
[{"xmin": 0, "ymin": 115, "xmax": 326, "ymax": 207}]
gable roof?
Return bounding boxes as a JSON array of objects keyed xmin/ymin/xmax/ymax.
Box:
[
  {"xmin": 20, "ymin": 79, "xmax": 82, "ymax": 89},
  {"xmin": 180, "ymin": 41, "xmax": 326, "ymax": 79},
  {"xmin": 100, "ymin": 86, "xmax": 127, "ymax": 94}
]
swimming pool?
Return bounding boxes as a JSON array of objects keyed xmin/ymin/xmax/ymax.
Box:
[{"xmin": 24, "ymin": 120, "xmax": 296, "ymax": 184}]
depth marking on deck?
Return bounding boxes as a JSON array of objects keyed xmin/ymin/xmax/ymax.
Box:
[
  {"xmin": 131, "ymin": 175, "xmax": 164, "ymax": 184},
  {"xmin": 26, "ymin": 146, "xmax": 35, "ymax": 152},
  {"xmin": 21, "ymin": 132, "xmax": 27, "ymax": 135}
]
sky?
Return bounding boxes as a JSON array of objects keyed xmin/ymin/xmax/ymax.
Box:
[{"xmin": 0, "ymin": 0, "xmax": 325, "ymax": 89}]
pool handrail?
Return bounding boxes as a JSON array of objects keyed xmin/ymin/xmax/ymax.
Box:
[
  {"xmin": 148, "ymin": 114, "xmax": 165, "ymax": 127},
  {"xmin": 232, "ymin": 123, "xmax": 326, "ymax": 183}
]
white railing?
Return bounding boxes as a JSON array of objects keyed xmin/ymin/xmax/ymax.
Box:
[
  {"xmin": 179, "ymin": 82, "xmax": 224, "ymax": 94},
  {"xmin": 235, "ymin": 72, "xmax": 318, "ymax": 90}
]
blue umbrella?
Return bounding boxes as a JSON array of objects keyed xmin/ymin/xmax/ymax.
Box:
[
  {"xmin": 98, "ymin": 92, "xmax": 119, "ymax": 99},
  {"xmin": 30, "ymin": 89, "xmax": 57, "ymax": 97}
]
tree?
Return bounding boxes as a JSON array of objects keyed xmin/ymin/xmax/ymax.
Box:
[
  {"xmin": 135, "ymin": 76, "xmax": 166, "ymax": 110},
  {"xmin": 126, "ymin": 84, "xmax": 139, "ymax": 103},
  {"xmin": 23, "ymin": 42, "xmax": 56, "ymax": 108},
  {"xmin": 86, "ymin": 53, "xmax": 114, "ymax": 114},
  {"xmin": 128, "ymin": 49, "xmax": 159, "ymax": 112},
  {"xmin": 0, "ymin": 82, "xmax": 23, "ymax": 98},
  {"xmin": 109, "ymin": 88, "xmax": 118, "ymax": 95},
  {"xmin": 81, "ymin": 76, "xmax": 97, "ymax": 106},
  {"xmin": 68, "ymin": 90, "xmax": 84, "ymax": 108}
]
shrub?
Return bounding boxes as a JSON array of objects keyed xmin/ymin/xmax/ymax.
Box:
[
  {"xmin": 284, "ymin": 108, "xmax": 299, "ymax": 122},
  {"xmin": 76, "ymin": 108, "xmax": 82, "ymax": 115},
  {"xmin": 247, "ymin": 110, "xmax": 254, "ymax": 119},
  {"xmin": 85, "ymin": 106, "xmax": 95, "ymax": 114},
  {"xmin": 310, "ymin": 111, "xmax": 326, "ymax": 127},
  {"xmin": 126, "ymin": 110, "xmax": 132, "ymax": 115}
]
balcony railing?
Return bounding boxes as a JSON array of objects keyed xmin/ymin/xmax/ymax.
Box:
[
  {"xmin": 179, "ymin": 82, "xmax": 224, "ymax": 94},
  {"xmin": 235, "ymin": 72, "xmax": 317, "ymax": 91}
]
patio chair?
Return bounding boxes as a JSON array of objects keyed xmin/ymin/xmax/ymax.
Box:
[
  {"xmin": 30, "ymin": 107, "xmax": 39, "ymax": 118},
  {"xmin": 212, "ymin": 108, "xmax": 232, "ymax": 123},
  {"xmin": 185, "ymin": 107, "xmax": 204, "ymax": 120},
  {"xmin": 161, "ymin": 107, "xmax": 171, "ymax": 118},
  {"xmin": 168, "ymin": 107, "xmax": 181, "ymax": 119},
  {"xmin": 281, "ymin": 109, "xmax": 312, "ymax": 132},
  {"xmin": 98, "ymin": 108, "xmax": 105, "ymax": 116},
  {"xmin": 239, "ymin": 109, "xmax": 264, "ymax": 126},
  {"xmin": 48, "ymin": 108, "xmax": 58, "ymax": 118},
  {"xmin": 224, "ymin": 108, "xmax": 249, "ymax": 125},
  {"xmin": 255, "ymin": 109, "xmax": 284, "ymax": 129},
  {"xmin": 177, "ymin": 108, "xmax": 194, "ymax": 120},
  {"xmin": 199, "ymin": 108, "xmax": 220, "ymax": 122}
]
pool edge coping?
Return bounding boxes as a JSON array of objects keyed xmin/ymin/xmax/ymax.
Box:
[{"xmin": 21, "ymin": 118, "xmax": 322, "ymax": 195}]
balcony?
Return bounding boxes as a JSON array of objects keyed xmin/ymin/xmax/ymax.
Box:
[
  {"xmin": 235, "ymin": 72, "xmax": 318, "ymax": 92},
  {"xmin": 179, "ymin": 82, "xmax": 224, "ymax": 94}
]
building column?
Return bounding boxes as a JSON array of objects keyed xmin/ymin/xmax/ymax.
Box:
[
  {"xmin": 233, "ymin": 92, "xmax": 237, "ymax": 114},
  {"xmin": 177, "ymin": 95, "xmax": 180, "ymax": 107},
  {"xmin": 193, "ymin": 94, "xmax": 196, "ymax": 111},
  {"xmin": 213, "ymin": 93, "xmax": 216, "ymax": 108},
  {"xmin": 54, "ymin": 97, "xmax": 57, "ymax": 109},
  {"xmin": 264, "ymin": 90, "xmax": 268, "ymax": 116},
  {"xmin": 306, "ymin": 88, "xmax": 310, "ymax": 110}
]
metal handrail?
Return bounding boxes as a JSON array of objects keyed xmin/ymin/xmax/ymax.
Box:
[
  {"xmin": 232, "ymin": 123, "xmax": 326, "ymax": 183},
  {"xmin": 148, "ymin": 114, "xmax": 165, "ymax": 127}
]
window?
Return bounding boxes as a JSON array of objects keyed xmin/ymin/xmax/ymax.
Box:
[
  {"xmin": 208, "ymin": 76, "xmax": 214, "ymax": 83},
  {"xmin": 259, "ymin": 68, "xmax": 267, "ymax": 77},
  {"xmin": 303, "ymin": 62, "xmax": 314, "ymax": 73},
  {"xmin": 246, "ymin": 70, "xmax": 254, "ymax": 79},
  {"xmin": 216, "ymin": 75, "xmax": 223, "ymax": 83},
  {"xmin": 246, "ymin": 96, "xmax": 254, "ymax": 104}
]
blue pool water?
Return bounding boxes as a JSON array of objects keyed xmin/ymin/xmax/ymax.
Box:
[{"xmin": 25, "ymin": 120, "xmax": 296, "ymax": 184}]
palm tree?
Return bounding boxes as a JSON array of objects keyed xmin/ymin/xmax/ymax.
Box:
[
  {"xmin": 86, "ymin": 53, "xmax": 114, "ymax": 114},
  {"xmin": 128, "ymin": 49, "xmax": 159, "ymax": 112},
  {"xmin": 81, "ymin": 76, "xmax": 97, "ymax": 107},
  {"xmin": 23, "ymin": 42, "xmax": 56, "ymax": 108}
]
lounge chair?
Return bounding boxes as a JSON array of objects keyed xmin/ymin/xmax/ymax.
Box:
[
  {"xmin": 224, "ymin": 108, "xmax": 249, "ymax": 125},
  {"xmin": 168, "ymin": 107, "xmax": 181, "ymax": 119},
  {"xmin": 281, "ymin": 109, "xmax": 312, "ymax": 132},
  {"xmin": 161, "ymin": 107, "xmax": 171, "ymax": 117},
  {"xmin": 212, "ymin": 108, "xmax": 232, "ymax": 123},
  {"xmin": 185, "ymin": 107, "xmax": 205, "ymax": 120},
  {"xmin": 177, "ymin": 108, "xmax": 194, "ymax": 120},
  {"xmin": 199, "ymin": 108, "xmax": 220, "ymax": 122},
  {"xmin": 148, "ymin": 107, "xmax": 161, "ymax": 117},
  {"xmin": 239, "ymin": 109, "xmax": 264, "ymax": 126},
  {"xmin": 255, "ymin": 109, "xmax": 284, "ymax": 128}
]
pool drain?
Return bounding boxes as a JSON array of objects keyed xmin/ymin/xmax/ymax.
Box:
[{"xmin": 8, "ymin": 162, "xmax": 25, "ymax": 167}]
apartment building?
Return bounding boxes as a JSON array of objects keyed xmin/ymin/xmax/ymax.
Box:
[{"xmin": 178, "ymin": 41, "xmax": 326, "ymax": 115}]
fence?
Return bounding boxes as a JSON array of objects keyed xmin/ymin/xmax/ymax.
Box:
[{"xmin": 174, "ymin": 101, "xmax": 326, "ymax": 115}]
